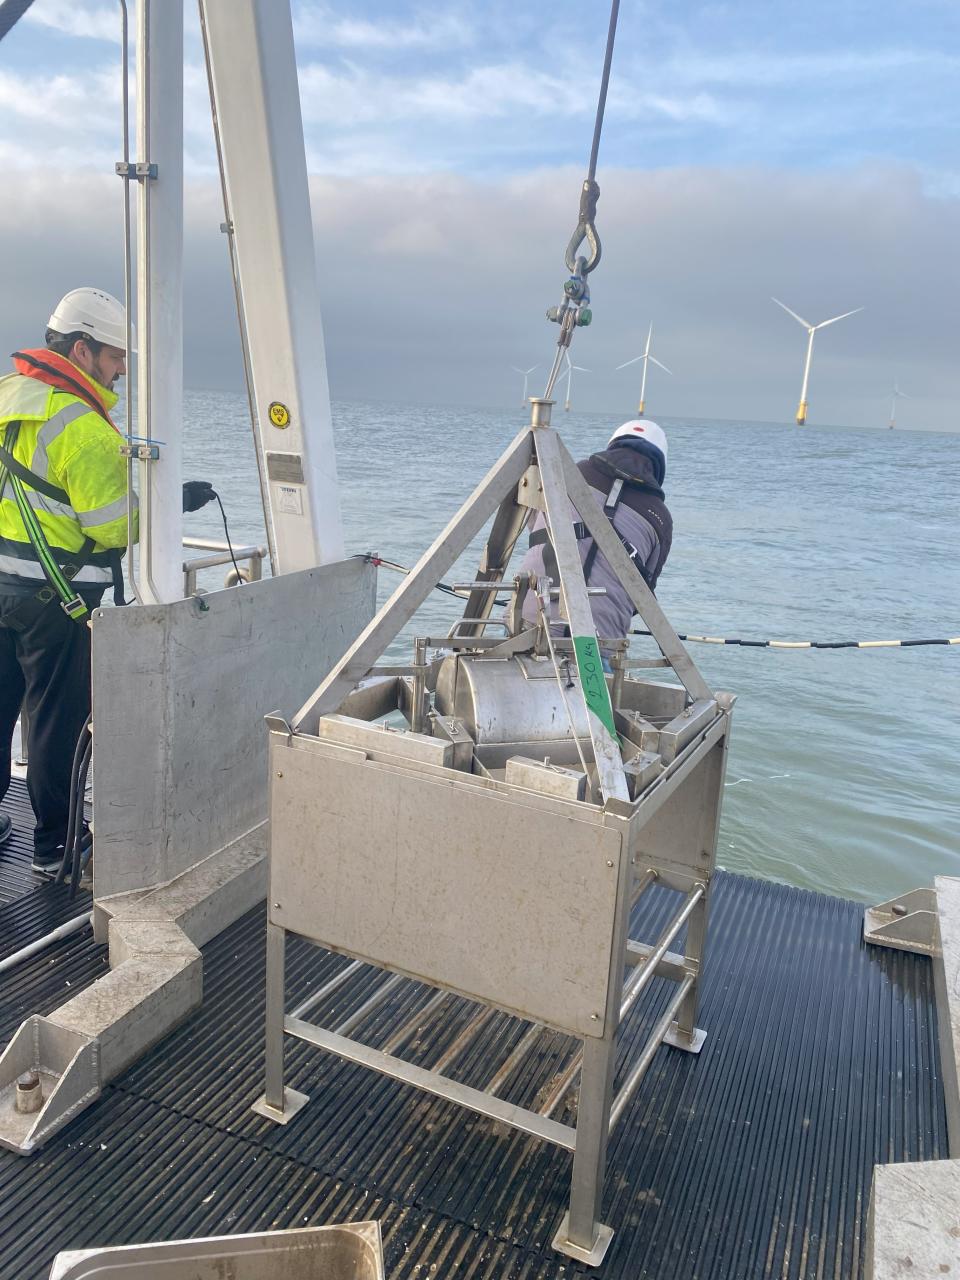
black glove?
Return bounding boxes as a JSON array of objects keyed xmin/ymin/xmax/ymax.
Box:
[{"xmin": 182, "ymin": 480, "xmax": 218, "ymax": 513}]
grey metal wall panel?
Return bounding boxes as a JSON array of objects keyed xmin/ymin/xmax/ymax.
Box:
[
  {"xmin": 268, "ymin": 741, "xmax": 624, "ymax": 1038},
  {"xmin": 91, "ymin": 560, "xmax": 375, "ymax": 897}
]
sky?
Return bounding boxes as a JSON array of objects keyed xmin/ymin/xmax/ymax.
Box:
[{"xmin": 0, "ymin": 0, "xmax": 957, "ymax": 429}]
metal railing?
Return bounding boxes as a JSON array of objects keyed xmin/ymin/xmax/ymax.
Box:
[{"xmin": 182, "ymin": 536, "xmax": 267, "ymax": 595}]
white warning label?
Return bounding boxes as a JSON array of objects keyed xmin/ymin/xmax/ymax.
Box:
[{"xmin": 276, "ymin": 484, "xmax": 304, "ymax": 516}]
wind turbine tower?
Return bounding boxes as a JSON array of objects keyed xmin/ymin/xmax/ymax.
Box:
[
  {"xmin": 615, "ymin": 324, "xmax": 671, "ymax": 416},
  {"xmin": 560, "ymin": 351, "xmax": 590, "ymax": 411},
  {"xmin": 511, "ymin": 365, "xmax": 538, "ymax": 407},
  {"xmin": 889, "ymin": 380, "xmax": 909, "ymax": 430},
  {"xmin": 772, "ymin": 297, "xmax": 863, "ymax": 425}
]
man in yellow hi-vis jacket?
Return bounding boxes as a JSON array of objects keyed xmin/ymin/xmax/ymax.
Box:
[{"xmin": 0, "ymin": 288, "xmax": 136, "ymax": 871}]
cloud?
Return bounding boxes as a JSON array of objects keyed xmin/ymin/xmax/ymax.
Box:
[
  {"xmin": 294, "ymin": 6, "xmax": 474, "ymax": 52},
  {"xmin": 2, "ymin": 5, "xmax": 955, "ymax": 184},
  {"xmin": 22, "ymin": 0, "xmax": 120, "ymax": 42},
  {"xmin": 0, "ymin": 65, "xmax": 119, "ymax": 127},
  {"xmin": 659, "ymin": 46, "xmax": 960, "ymax": 89},
  {"xmin": 0, "ymin": 163, "xmax": 955, "ymax": 431},
  {"xmin": 296, "ymin": 59, "xmax": 725, "ymax": 133}
]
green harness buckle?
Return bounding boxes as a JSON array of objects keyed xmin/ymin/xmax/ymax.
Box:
[{"xmin": 60, "ymin": 594, "xmax": 89, "ymax": 622}]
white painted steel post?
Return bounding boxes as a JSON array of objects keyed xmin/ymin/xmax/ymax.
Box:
[
  {"xmin": 199, "ymin": 0, "xmax": 344, "ymax": 572},
  {"xmin": 136, "ymin": 0, "xmax": 184, "ymax": 603}
]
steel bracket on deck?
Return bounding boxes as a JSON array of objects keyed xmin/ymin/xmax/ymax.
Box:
[
  {"xmin": 864, "ymin": 887, "xmax": 940, "ymax": 956},
  {"xmin": 0, "ymin": 1018, "xmax": 100, "ymax": 1155}
]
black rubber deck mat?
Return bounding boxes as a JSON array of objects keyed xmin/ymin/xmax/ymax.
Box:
[
  {"xmin": 0, "ymin": 778, "xmax": 92, "ymax": 964},
  {"xmin": 0, "ymin": 925, "xmax": 106, "ymax": 1045},
  {"xmin": 0, "ymin": 872, "xmax": 947, "ymax": 1280},
  {"xmin": 0, "ymin": 777, "xmax": 42, "ymax": 907}
]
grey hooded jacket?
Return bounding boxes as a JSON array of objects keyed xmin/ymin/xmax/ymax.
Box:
[{"xmin": 517, "ymin": 443, "xmax": 672, "ymax": 648}]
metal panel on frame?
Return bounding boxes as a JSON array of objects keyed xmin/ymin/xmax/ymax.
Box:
[{"xmin": 269, "ymin": 740, "xmax": 625, "ymax": 1040}]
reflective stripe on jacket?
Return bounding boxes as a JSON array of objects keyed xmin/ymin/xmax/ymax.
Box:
[{"xmin": 0, "ymin": 362, "xmax": 138, "ymax": 587}]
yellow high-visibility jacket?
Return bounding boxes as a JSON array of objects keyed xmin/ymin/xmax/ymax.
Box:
[{"xmin": 0, "ymin": 361, "xmax": 138, "ymax": 591}]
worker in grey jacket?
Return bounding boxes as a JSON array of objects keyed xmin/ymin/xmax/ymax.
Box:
[{"xmin": 519, "ymin": 420, "xmax": 673, "ymax": 651}]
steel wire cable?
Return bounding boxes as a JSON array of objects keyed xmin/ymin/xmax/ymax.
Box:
[
  {"xmin": 587, "ymin": 0, "xmax": 622, "ymax": 183},
  {"xmin": 541, "ymin": 0, "xmax": 623, "ymax": 403}
]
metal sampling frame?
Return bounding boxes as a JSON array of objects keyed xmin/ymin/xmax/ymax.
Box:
[{"xmin": 255, "ymin": 404, "xmax": 734, "ymax": 1265}]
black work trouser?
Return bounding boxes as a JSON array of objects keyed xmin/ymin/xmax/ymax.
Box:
[{"xmin": 0, "ymin": 590, "xmax": 103, "ymax": 858}]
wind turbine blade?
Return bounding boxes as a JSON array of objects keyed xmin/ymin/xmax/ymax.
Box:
[
  {"xmin": 615, "ymin": 355, "xmax": 644, "ymax": 370},
  {"xmin": 771, "ymin": 297, "xmax": 811, "ymax": 329},
  {"xmin": 511, "ymin": 367, "xmax": 525, "ymax": 375},
  {"xmin": 525, "ymin": 365, "xmax": 538, "ymax": 376},
  {"xmin": 571, "ymin": 364, "xmax": 590, "ymax": 373},
  {"xmin": 649, "ymin": 357, "xmax": 672, "ymax": 375},
  {"xmin": 644, "ymin": 323, "xmax": 653, "ymax": 354},
  {"xmin": 815, "ymin": 307, "xmax": 863, "ymax": 330}
]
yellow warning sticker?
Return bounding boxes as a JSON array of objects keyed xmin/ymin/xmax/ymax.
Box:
[{"xmin": 268, "ymin": 401, "xmax": 291, "ymax": 428}]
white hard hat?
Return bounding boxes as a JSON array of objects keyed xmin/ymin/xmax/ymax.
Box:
[
  {"xmin": 608, "ymin": 419, "xmax": 668, "ymax": 462},
  {"xmin": 48, "ymin": 287, "xmax": 136, "ymax": 354}
]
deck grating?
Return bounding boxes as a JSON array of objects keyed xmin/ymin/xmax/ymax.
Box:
[
  {"xmin": 0, "ymin": 868, "xmax": 948, "ymax": 1280},
  {"xmin": 0, "ymin": 778, "xmax": 45, "ymax": 909}
]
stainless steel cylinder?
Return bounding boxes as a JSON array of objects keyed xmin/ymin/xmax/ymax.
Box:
[{"xmin": 435, "ymin": 654, "xmax": 590, "ymax": 744}]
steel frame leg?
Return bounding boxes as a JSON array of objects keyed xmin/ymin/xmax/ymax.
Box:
[
  {"xmin": 264, "ymin": 922, "xmax": 285, "ymax": 1107},
  {"xmin": 664, "ymin": 886, "xmax": 709, "ymax": 1053},
  {"xmin": 252, "ymin": 921, "xmax": 310, "ymax": 1124},
  {"xmin": 552, "ymin": 1036, "xmax": 616, "ymax": 1265},
  {"xmin": 665, "ymin": 730, "xmax": 729, "ymax": 1054}
]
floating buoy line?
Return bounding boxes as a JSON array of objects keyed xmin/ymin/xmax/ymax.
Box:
[
  {"xmin": 354, "ymin": 555, "xmax": 957, "ymax": 652},
  {"xmin": 631, "ymin": 630, "xmax": 959, "ymax": 650}
]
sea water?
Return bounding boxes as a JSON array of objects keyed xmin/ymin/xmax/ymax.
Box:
[{"xmin": 181, "ymin": 389, "xmax": 960, "ymax": 904}]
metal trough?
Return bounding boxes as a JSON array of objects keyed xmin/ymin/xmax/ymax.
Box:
[{"xmin": 49, "ymin": 1222, "xmax": 384, "ymax": 1280}]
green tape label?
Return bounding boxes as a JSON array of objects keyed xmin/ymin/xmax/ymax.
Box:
[{"xmin": 573, "ymin": 635, "xmax": 617, "ymax": 740}]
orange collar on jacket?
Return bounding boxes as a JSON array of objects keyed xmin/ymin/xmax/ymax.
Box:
[{"xmin": 11, "ymin": 349, "xmax": 118, "ymax": 431}]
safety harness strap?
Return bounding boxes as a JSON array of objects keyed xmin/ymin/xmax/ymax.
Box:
[
  {"xmin": 0, "ymin": 422, "xmax": 95, "ymax": 625},
  {"xmin": 527, "ymin": 476, "xmax": 657, "ymax": 590},
  {"xmin": 0, "ymin": 436, "xmax": 70, "ymax": 504},
  {"xmin": 528, "ymin": 523, "xmax": 589, "ymax": 548}
]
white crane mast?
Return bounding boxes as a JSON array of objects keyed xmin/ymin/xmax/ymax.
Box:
[
  {"xmin": 135, "ymin": 0, "xmax": 184, "ymax": 602},
  {"xmin": 131, "ymin": 0, "xmax": 346, "ymax": 590},
  {"xmin": 199, "ymin": 0, "xmax": 344, "ymax": 571}
]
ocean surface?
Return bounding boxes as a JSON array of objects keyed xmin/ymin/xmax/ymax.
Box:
[{"xmin": 180, "ymin": 389, "xmax": 960, "ymax": 905}]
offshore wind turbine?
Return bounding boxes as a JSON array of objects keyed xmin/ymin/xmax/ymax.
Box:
[
  {"xmin": 615, "ymin": 323, "xmax": 671, "ymax": 416},
  {"xmin": 559, "ymin": 351, "xmax": 590, "ymax": 411},
  {"xmin": 771, "ymin": 297, "xmax": 863, "ymax": 425},
  {"xmin": 888, "ymin": 380, "xmax": 910, "ymax": 430},
  {"xmin": 511, "ymin": 365, "xmax": 538, "ymax": 406},
  {"xmin": 888, "ymin": 380, "xmax": 909, "ymax": 430}
]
